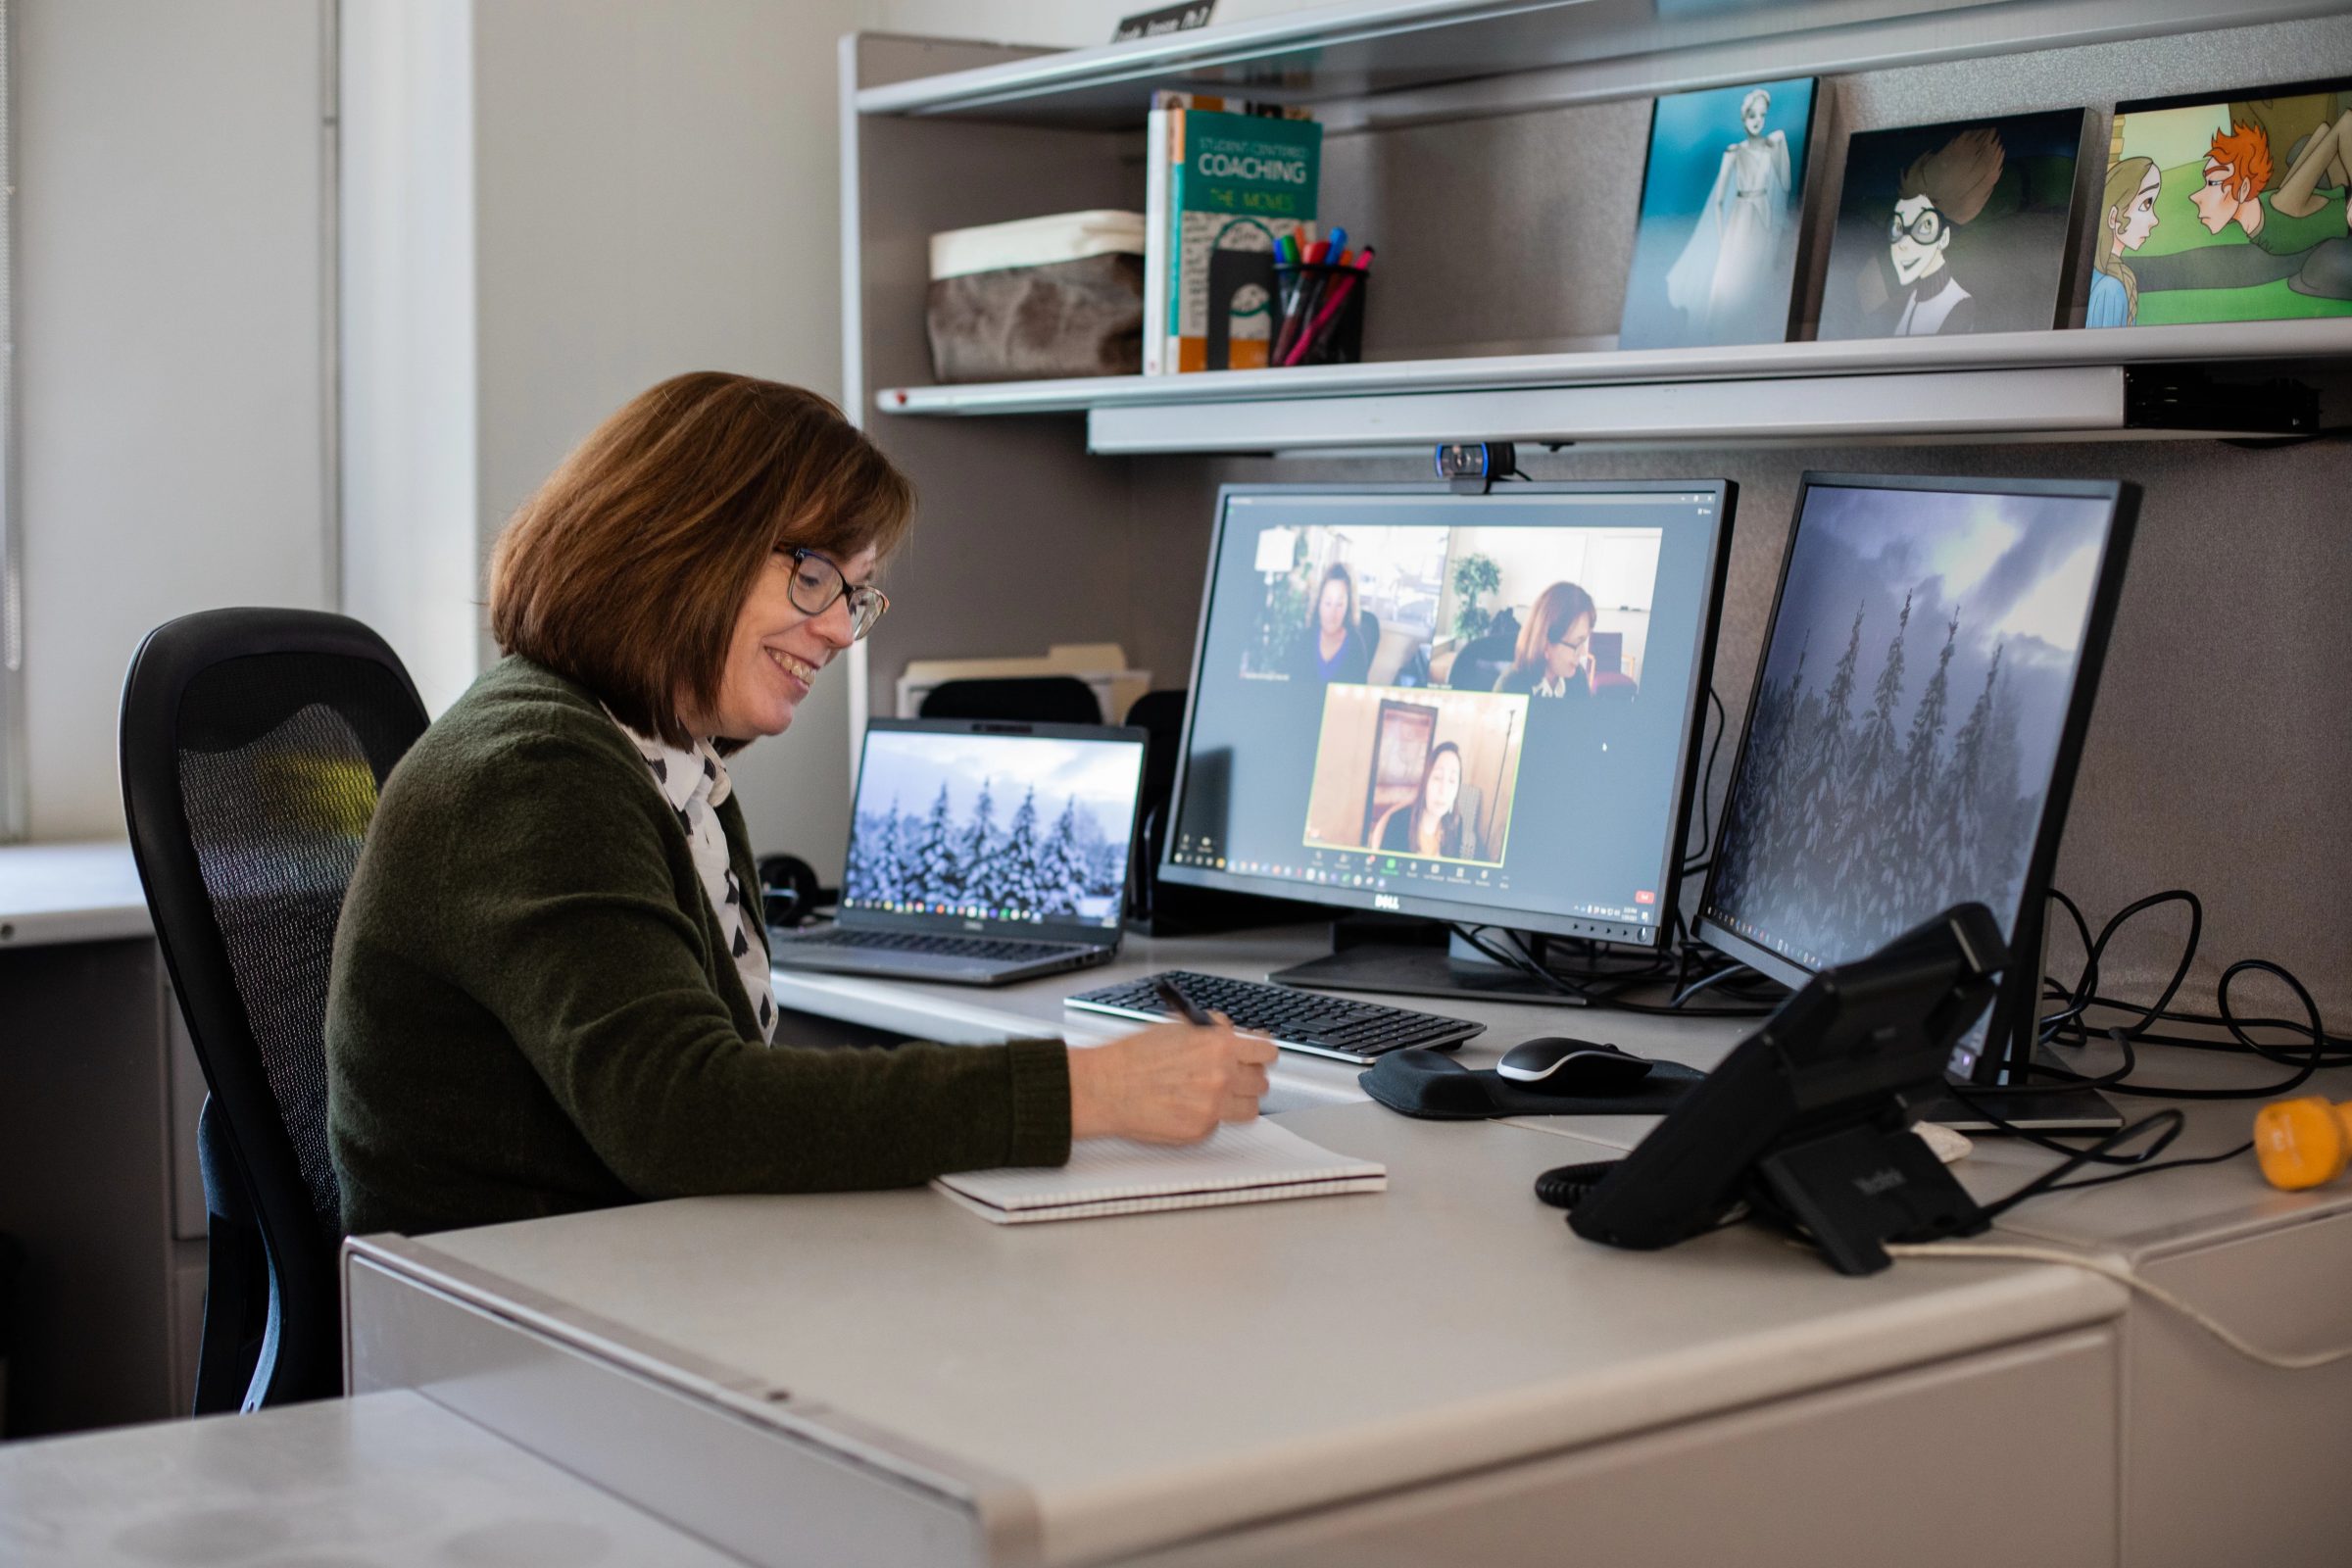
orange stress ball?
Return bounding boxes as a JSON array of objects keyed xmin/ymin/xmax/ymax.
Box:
[{"xmin": 2253, "ymin": 1097, "xmax": 2352, "ymax": 1192}]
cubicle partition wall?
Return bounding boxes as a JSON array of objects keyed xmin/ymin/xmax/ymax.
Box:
[{"xmin": 840, "ymin": 4, "xmax": 2352, "ymax": 1033}]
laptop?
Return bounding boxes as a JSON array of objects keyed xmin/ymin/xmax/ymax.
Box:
[{"xmin": 769, "ymin": 717, "xmax": 1149, "ymax": 986}]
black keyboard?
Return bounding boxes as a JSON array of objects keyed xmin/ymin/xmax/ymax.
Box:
[
  {"xmin": 1065, "ymin": 970, "xmax": 1483, "ymax": 1064},
  {"xmin": 784, "ymin": 928, "xmax": 1092, "ymax": 963}
]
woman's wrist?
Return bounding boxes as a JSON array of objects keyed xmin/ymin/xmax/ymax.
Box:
[{"xmin": 1067, "ymin": 1044, "xmax": 1119, "ymax": 1141}]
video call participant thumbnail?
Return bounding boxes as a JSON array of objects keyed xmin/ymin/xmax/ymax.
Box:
[
  {"xmin": 1301, "ymin": 685, "xmax": 1527, "ymax": 868},
  {"xmin": 1296, "ymin": 561, "xmax": 1375, "ymax": 685},
  {"xmin": 1496, "ymin": 580, "xmax": 1626, "ymax": 700}
]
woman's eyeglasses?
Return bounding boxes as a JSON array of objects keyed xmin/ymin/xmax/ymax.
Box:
[{"xmin": 778, "ymin": 548, "xmax": 889, "ymax": 640}]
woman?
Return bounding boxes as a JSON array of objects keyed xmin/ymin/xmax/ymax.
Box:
[
  {"xmin": 326, "ymin": 373, "xmax": 1270, "ymax": 1238},
  {"xmin": 1293, "ymin": 561, "xmax": 1373, "ymax": 685},
  {"xmin": 1372, "ymin": 742, "xmax": 1477, "ymax": 860},
  {"xmin": 2087, "ymin": 156, "xmax": 2160, "ymax": 328},
  {"xmin": 1495, "ymin": 581, "xmax": 1600, "ymax": 699},
  {"xmin": 1665, "ymin": 86, "xmax": 1792, "ymax": 341}
]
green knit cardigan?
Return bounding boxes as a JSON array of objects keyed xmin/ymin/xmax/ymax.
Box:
[{"xmin": 325, "ymin": 656, "xmax": 1071, "ymax": 1237}]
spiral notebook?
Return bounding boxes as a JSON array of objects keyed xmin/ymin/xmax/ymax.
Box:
[{"xmin": 934, "ymin": 1119, "xmax": 1387, "ymax": 1224}]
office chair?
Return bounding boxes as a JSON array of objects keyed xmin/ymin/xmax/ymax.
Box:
[
  {"xmin": 918, "ymin": 675, "xmax": 1102, "ymax": 724},
  {"xmin": 1122, "ymin": 689, "xmax": 1188, "ymax": 924},
  {"xmin": 120, "ymin": 609, "xmax": 428, "ymax": 1413}
]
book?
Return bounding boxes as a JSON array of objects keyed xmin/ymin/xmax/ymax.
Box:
[
  {"xmin": 933, "ymin": 1118, "xmax": 1386, "ymax": 1223},
  {"xmin": 1143, "ymin": 102, "xmax": 1174, "ymax": 375},
  {"xmin": 1146, "ymin": 94, "xmax": 1319, "ymax": 374}
]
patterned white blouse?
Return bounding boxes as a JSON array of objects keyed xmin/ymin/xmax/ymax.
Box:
[{"xmin": 611, "ymin": 716, "xmax": 778, "ymax": 1045}]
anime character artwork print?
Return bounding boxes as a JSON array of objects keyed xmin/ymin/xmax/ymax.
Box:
[
  {"xmin": 1619, "ymin": 78, "xmax": 1817, "ymax": 350},
  {"xmin": 2092, "ymin": 82, "xmax": 2352, "ymax": 326},
  {"xmin": 1817, "ymin": 109, "xmax": 2086, "ymax": 340}
]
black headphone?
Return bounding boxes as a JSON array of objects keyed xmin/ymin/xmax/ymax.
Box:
[{"xmin": 755, "ymin": 854, "xmax": 822, "ymax": 928}]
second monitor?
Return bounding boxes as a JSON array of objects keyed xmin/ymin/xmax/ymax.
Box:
[{"xmin": 1161, "ymin": 481, "xmax": 1733, "ymax": 994}]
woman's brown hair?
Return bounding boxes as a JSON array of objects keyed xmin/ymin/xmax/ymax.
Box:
[
  {"xmin": 489, "ymin": 372, "xmax": 912, "ymax": 748},
  {"xmin": 1309, "ymin": 561, "xmax": 1359, "ymax": 635},
  {"xmin": 1507, "ymin": 579, "xmax": 1597, "ymax": 682}
]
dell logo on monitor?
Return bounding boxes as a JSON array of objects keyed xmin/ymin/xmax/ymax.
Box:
[{"xmin": 1373, "ymin": 894, "xmax": 1400, "ymax": 911}]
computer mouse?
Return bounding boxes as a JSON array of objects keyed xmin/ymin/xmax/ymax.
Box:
[{"xmin": 1495, "ymin": 1037, "xmax": 1654, "ymax": 1095}]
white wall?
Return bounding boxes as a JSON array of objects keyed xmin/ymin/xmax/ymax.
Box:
[
  {"xmin": 17, "ymin": 0, "xmax": 329, "ymax": 840},
  {"xmin": 14, "ymin": 0, "xmax": 1311, "ymax": 849},
  {"xmin": 466, "ymin": 0, "xmax": 868, "ymax": 874},
  {"xmin": 340, "ymin": 0, "xmax": 478, "ymax": 717}
]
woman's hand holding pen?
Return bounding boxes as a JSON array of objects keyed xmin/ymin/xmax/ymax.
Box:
[{"xmin": 1067, "ymin": 1010, "xmax": 1276, "ymax": 1145}]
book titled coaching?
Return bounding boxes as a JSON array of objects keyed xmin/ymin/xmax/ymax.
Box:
[{"xmin": 1151, "ymin": 100, "xmax": 1322, "ymax": 373}]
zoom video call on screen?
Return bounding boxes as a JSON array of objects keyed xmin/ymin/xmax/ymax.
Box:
[{"xmin": 1166, "ymin": 485, "xmax": 1728, "ymax": 946}]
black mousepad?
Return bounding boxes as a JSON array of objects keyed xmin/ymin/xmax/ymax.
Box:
[{"xmin": 1359, "ymin": 1048, "xmax": 1703, "ymax": 1120}]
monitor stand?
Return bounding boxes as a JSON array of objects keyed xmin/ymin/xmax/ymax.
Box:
[
  {"xmin": 1270, "ymin": 928, "xmax": 1594, "ymax": 1008},
  {"xmin": 1910, "ymin": 930, "xmax": 2126, "ymax": 1134},
  {"xmin": 1909, "ymin": 1052, "xmax": 2126, "ymax": 1134}
]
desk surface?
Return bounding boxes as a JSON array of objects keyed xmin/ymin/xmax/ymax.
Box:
[
  {"xmin": 362, "ymin": 1102, "xmax": 2122, "ymax": 1567},
  {"xmin": 0, "ymin": 841, "xmax": 150, "ymax": 948},
  {"xmin": 0, "ymin": 1389, "xmax": 744, "ymax": 1567},
  {"xmin": 771, "ymin": 924, "xmax": 2352, "ymax": 1260},
  {"xmin": 770, "ymin": 922, "xmax": 1755, "ymax": 1127},
  {"xmin": 1943, "ymin": 1037, "xmax": 2352, "ymax": 1262}
]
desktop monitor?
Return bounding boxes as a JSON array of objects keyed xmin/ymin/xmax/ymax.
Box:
[
  {"xmin": 1160, "ymin": 481, "xmax": 1733, "ymax": 984},
  {"xmin": 1695, "ymin": 471, "xmax": 2136, "ymax": 1086}
]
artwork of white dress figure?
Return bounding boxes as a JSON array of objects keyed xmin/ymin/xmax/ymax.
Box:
[
  {"xmin": 1620, "ymin": 77, "xmax": 1815, "ymax": 351},
  {"xmin": 1666, "ymin": 89, "xmax": 1792, "ymax": 336}
]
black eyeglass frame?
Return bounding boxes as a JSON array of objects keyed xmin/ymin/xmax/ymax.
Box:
[
  {"xmin": 777, "ymin": 547, "xmax": 889, "ymax": 640},
  {"xmin": 1887, "ymin": 206, "xmax": 1947, "ymax": 246}
]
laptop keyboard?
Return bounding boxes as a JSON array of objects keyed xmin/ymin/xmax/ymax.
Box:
[
  {"xmin": 784, "ymin": 927, "xmax": 1091, "ymax": 963},
  {"xmin": 1066, "ymin": 970, "xmax": 1483, "ymax": 1064}
]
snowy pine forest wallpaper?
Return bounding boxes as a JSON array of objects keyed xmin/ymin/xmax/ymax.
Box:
[
  {"xmin": 842, "ymin": 733, "xmax": 1141, "ymax": 926},
  {"xmin": 1706, "ymin": 484, "xmax": 2116, "ymax": 967}
]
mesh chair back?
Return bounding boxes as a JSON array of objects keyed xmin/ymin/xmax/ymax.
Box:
[{"xmin": 121, "ymin": 610, "xmax": 428, "ymax": 1406}]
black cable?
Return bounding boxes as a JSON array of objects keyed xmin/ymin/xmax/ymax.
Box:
[
  {"xmin": 2037, "ymin": 993, "xmax": 2352, "ymax": 1057},
  {"xmin": 2032, "ymin": 888, "xmax": 2201, "ymax": 1054},
  {"xmin": 2029, "ymin": 957, "xmax": 2332, "ymax": 1102},
  {"xmin": 1974, "ymin": 1109, "xmax": 2188, "ymax": 1222},
  {"xmin": 1965, "ymin": 885, "xmax": 2343, "ymax": 1106},
  {"xmin": 1941, "ymin": 1077, "xmax": 2175, "ymax": 1166},
  {"xmin": 1669, "ymin": 962, "xmax": 1758, "ymax": 1010},
  {"xmin": 1680, "ymin": 688, "xmax": 1727, "ymax": 874},
  {"xmin": 1444, "ymin": 922, "xmax": 1776, "ymax": 1018},
  {"xmin": 1934, "ymin": 898, "xmax": 2330, "ymax": 1217},
  {"xmin": 2040, "ymin": 1140, "xmax": 2254, "ymax": 1193},
  {"xmin": 2033, "ymin": 887, "xmax": 2099, "ymax": 1038}
]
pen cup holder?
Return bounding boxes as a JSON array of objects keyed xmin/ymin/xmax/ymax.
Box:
[{"xmin": 1271, "ymin": 261, "xmax": 1369, "ymax": 368}]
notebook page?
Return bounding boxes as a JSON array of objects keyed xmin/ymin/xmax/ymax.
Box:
[
  {"xmin": 936, "ymin": 1175, "xmax": 1387, "ymax": 1225},
  {"xmin": 936, "ymin": 1118, "xmax": 1386, "ymax": 1213}
]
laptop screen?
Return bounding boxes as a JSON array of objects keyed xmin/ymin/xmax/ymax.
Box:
[{"xmin": 839, "ymin": 720, "xmax": 1148, "ymax": 935}]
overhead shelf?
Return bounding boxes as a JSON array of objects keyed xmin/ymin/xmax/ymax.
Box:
[
  {"xmin": 1080, "ymin": 367, "xmax": 2139, "ymax": 452},
  {"xmin": 858, "ymin": 2, "xmax": 2352, "ymax": 453},
  {"xmin": 875, "ymin": 317, "xmax": 2349, "ymax": 450},
  {"xmin": 854, "ymin": 0, "xmax": 2336, "ymax": 128}
]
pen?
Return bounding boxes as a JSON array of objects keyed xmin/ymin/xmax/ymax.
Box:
[
  {"xmin": 1153, "ymin": 976, "xmax": 1215, "ymax": 1026},
  {"xmin": 1283, "ymin": 244, "xmax": 1374, "ymax": 367},
  {"xmin": 1272, "ymin": 238, "xmax": 1332, "ymax": 365}
]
